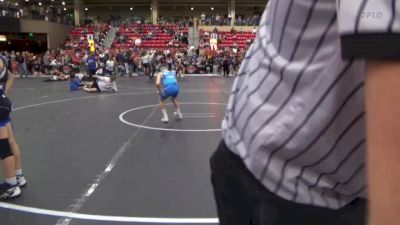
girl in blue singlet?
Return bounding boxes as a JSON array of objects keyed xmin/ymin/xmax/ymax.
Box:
[{"xmin": 155, "ymin": 64, "xmax": 183, "ymax": 123}]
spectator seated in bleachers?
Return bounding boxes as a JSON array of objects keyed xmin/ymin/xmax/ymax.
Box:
[
  {"xmin": 111, "ymin": 23, "xmax": 189, "ymax": 52},
  {"xmin": 199, "ymin": 29, "xmax": 256, "ymax": 52},
  {"xmin": 46, "ymin": 67, "xmax": 69, "ymax": 82}
]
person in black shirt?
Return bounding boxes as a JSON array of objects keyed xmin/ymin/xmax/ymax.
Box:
[
  {"xmin": 126, "ymin": 50, "xmax": 133, "ymax": 77},
  {"xmin": 122, "ymin": 51, "xmax": 130, "ymax": 77},
  {"xmin": 222, "ymin": 56, "xmax": 230, "ymax": 77},
  {"xmin": 207, "ymin": 56, "xmax": 214, "ymax": 74},
  {"xmin": 15, "ymin": 52, "xmax": 28, "ymax": 78}
]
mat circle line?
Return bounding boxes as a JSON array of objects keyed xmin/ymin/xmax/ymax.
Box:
[
  {"xmin": 3, "ymin": 91, "xmax": 221, "ymax": 223},
  {"xmin": 119, "ymin": 102, "xmax": 227, "ymax": 132},
  {"xmin": 12, "ymin": 90, "xmax": 218, "ymax": 111},
  {"xmin": 0, "ymin": 202, "xmax": 219, "ymax": 223}
]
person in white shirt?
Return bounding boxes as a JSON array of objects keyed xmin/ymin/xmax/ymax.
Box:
[
  {"xmin": 134, "ymin": 38, "xmax": 141, "ymax": 47},
  {"xmin": 141, "ymin": 52, "xmax": 150, "ymax": 77},
  {"xmin": 105, "ymin": 58, "xmax": 115, "ymax": 76},
  {"xmin": 201, "ymin": 12, "xmax": 206, "ymax": 25},
  {"xmin": 228, "ymin": 14, "xmax": 232, "ymax": 26},
  {"xmin": 83, "ymin": 75, "xmax": 117, "ymax": 93},
  {"xmin": 215, "ymin": 14, "xmax": 221, "ymax": 25}
]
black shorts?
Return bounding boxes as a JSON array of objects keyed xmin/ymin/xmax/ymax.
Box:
[{"xmin": 211, "ymin": 141, "xmax": 366, "ymax": 225}]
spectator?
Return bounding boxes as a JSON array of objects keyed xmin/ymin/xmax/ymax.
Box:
[
  {"xmin": 10, "ymin": 59, "xmax": 18, "ymax": 75},
  {"xmin": 236, "ymin": 16, "xmax": 243, "ymax": 25},
  {"xmin": 213, "ymin": 27, "xmax": 218, "ymax": 33},
  {"xmin": 126, "ymin": 50, "xmax": 133, "ymax": 76},
  {"xmin": 181, "ymin": 34, "xmax": 189, "ymax": 45},
  {"xmin": 27, "ymin": 53, "xmax": 35, "ymax": 75},
  {"xmin": 122, "ymin": 51, "xmax": 130, "ymax": 76},
  {"xmin": 214, "ymin": 55, "xmax": 221, "ymax": 74},
  {"xmin": 32, "ymin": 55, "xmax": 43, "ymax": 77},
  {"xmin": 98, "ymin": 51, "xmax": 107, "ymax": 71},
  {"xmin": 201, "ymin": 12, "xmax": 206, "ymax": 25},
  {"xmin": 150, "ymin": 51, "xmax": 159, "ymax": 80},
  {"xmin": 48, "ymin": 67, "xmax": 69, "ymax": 81},
  {"xmin": 166, "ymin": 54, "xmax": 173, "ymax": 71},
  {"xmin": 131, "ymin": 52, "xmax": 140, "ymax": 74},
  {"xmin": 222, "ymin": 56, "xmax": 230, "ymax": 77},
  {"xmin": 15, "ymin": 52, "xmax": 28, "ymax": 78},
  {"xmin": 232, "ymin": 42, "xmax": 239, "ymax": 51},
  {"xmin": 10, "ymin": 51, "xmax": 16, "ymax": 62},
  {"xmin": 207, "ymin": 56, "xmax": 214, "ymax": 73},
  {"xmin": 105, "ymin": 57, "xmax": 115, "ymax": 76},
  {"xmin": 141, "ymin": 51, "xmax": 151, "ymax": 77},
  {"xmin": 72, "ymin": 51, "xmax": 82, "ymax": 69},
  {"xmin": 86, "ymin": 53, "xmax": 97, "ymax": 77}
]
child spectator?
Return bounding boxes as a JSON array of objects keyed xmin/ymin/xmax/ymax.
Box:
[{"xmin": 105, "ymin": 57, "xmax": 115, "ymax": 76}]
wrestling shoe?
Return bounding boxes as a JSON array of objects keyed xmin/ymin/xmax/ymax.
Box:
[
  {"xmin": 0, "ymin": 182, "xmax": 21, "ymax": 200},
  {"xmin": 174, "ymin": 112, "xmax": 183, "ymax": 120},
  {"xmin": 17, "ymin": 175, "xmax": 27, "ymax": 187}
]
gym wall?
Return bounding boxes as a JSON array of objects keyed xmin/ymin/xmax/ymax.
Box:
[{"xmin": 20, "ymin": 19, "xmax": 73, "ymax": 50}]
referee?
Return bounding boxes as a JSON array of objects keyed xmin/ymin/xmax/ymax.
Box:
[{"xmin": 211, "ymin": 0, "xmax": 400, "ymax": 225}]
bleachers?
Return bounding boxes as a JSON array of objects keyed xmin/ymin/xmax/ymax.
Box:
[
  {"xmin": 199, "ymin": 30, "xmax": 256, "ymax": 50},
  {"xmin": 112, "ymin": 24, "xmax": 189, "ymax": 50},
  {"xmin": 69, "ymin": 26, "xmax": 95, "ymax": 37},
  {"xmin": 64, "ymin": 24, "xmax": 110, "ymax": 50}
]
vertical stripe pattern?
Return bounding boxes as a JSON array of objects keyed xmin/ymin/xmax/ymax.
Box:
[{"xmin": 221, "ymin": 0, "xmax": 397, "ymax": 209}]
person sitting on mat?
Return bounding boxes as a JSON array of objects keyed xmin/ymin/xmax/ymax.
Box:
[
  {"xmin": 48, "ymin": 67, "xmax": 69, "ymax": 81},
  {"xmin": 83, "ymin": 75, "xmax": 117, "ymax": 93},
  {"xmin": 155, "ymin": 64, "xmax": 183, "ymax": 123}
]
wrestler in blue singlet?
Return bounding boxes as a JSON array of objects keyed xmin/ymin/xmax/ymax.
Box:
[{"xmin": 160, "ymin": 70, "xmax": 180, "ymax": 100}]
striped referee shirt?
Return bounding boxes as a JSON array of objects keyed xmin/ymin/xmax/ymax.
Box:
[
  {"xmin": 222, "ymin": 0, "xmax": 400, "ymax": 209},
  {"xmin": 0, "ymin": 55, "xmax": 8, "ymax": 94}
]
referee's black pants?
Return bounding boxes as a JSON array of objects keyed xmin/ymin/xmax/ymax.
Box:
[{"xmin": 210, "ymin": 141, "xmax": 366, "ymax": 225}]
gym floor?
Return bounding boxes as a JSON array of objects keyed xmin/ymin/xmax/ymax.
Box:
[{"xmin": 0, "ymin": 76, "xmax": 233, "ymax": 225}]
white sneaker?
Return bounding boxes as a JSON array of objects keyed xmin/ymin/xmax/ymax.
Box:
[
  {"xmin": 174, "ymin": 112, "xmax": 183, "ymax": 120},
  {"xmin": 161, "ymin": 117, "xmax": 169, "ymax": 123},
  {"xmin": 17, "ymin": 175, "xmax": 27, "ymax": 187},
  {"xmin": 0, "ymin": 182, "xmax": 21, "ymax": 200}
]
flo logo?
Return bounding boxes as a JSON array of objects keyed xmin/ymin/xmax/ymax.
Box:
[{"xmin": 361, "ymin": 11, "xmax": 383, "ymax": 19}]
